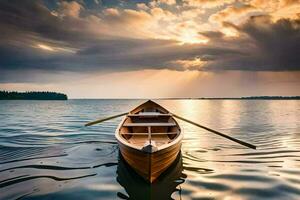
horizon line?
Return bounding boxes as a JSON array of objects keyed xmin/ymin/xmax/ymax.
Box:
[{"xmin": 69, "ymin": 96, "xmax": 300, "ymax": 100}]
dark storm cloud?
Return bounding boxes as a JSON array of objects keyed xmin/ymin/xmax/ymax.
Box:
[
  {"xmin": 241, "ymin": 15, "xmax": 300, "ymax": 70},
  {"xmin": 0, "ymin": 0, "xmax": 300, "ymax": 83},
  {"xmin": 202, "ymin": 15, "xmax": 300, "ymax": 71},
  {"xmin": 0, "ymin": 0, "xmax": 102, "ymax": 48}
]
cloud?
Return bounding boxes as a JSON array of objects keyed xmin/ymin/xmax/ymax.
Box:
[
  {"xmin": 157, "ymin": 0, "xmax": 177, "ymax": 5},
  {"xmin": 240, "ymin": 15, "xmax": 300, "ymax": 69},
  {"xmin": 183, "ymin": 0, "xmax": 235, "ymax": 8},
  {"xmin": 209, "ymin": 4, "xmax": 261, "ymax": 25},
  {"xmin": 0, "ymin": 0, "xmax": 299, "ymax": 84},
  {"xmin": 55, "ymin": 1, "xmax": 83, "ymax": 18},
  {"xmin": 250, "ymin": 0, "xmax": 299, "ymax": 11},
  {"xmin": 170, "ymin": 58, "xmax": 207, "ymax": 70},
  {"xmin": 203, "ymin": 15, "xmax": 300, "ymax": 71},
  {"xmin": 137, "ymin": 3, "xmax": 149, "ymax": 10},
  {"xmin": 248, "ymin": 0, "xmax": 300, "ymax": 20}
]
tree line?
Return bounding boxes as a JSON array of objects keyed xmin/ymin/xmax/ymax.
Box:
[{"xmin": 0, "ymin": 91, "xmax": 68, "ymax": 100}]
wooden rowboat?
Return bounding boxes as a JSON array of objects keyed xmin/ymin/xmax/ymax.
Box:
[{"xmin": 115, "ymin": 100, "xmax": 183, "ymax": 183}]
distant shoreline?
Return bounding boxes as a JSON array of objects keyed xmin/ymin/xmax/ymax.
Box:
[
  {"xmin": 70, "ymin": 96, "xmax": 300, "ymax": 100},
  {"xmin": 158, "ymin": 96, "xmax": 300, "ymax": 100},
  {"xmin": 1, "ymin": 92, "xmax": 299, "ymax": 100},
  {"xmin": 0, "ymin": 91, "xmax": 68, "ymax": 100}
]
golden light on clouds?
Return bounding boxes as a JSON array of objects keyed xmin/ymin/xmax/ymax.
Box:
[
  {"xmin": 221, "ymin": 27, "xmax": 239, "ymax": 37},
  {"xmin": 81, "ymin": 0, "xmax": 299, "ymax": 46},
  {"xmin": 36, "ymin": 43, "xmax": 76, "ymax": 53},
  {"xmin": 37, "ymin": 44, "xmax": 55, "ymax": 51},
  {"xmin": 178, "ymin": 31, "xmax": 209, "ymax": 44},
  {"xmin": 173, "ymin": 58, "xmax": 207, "ymax": 69}
]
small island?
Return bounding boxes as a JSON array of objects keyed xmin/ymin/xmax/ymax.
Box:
[{"xmin": 0, "ymin": 91, "xmax": 68, "ymax": 100}]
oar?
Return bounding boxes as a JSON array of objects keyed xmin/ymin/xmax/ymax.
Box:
[
  {"xmin": 85, "ymin": 112, "xmax": 128, "ymax": 127},
  {"xmin": 172, "ymin": 113, "xmax": 256, "ymax": 149}
]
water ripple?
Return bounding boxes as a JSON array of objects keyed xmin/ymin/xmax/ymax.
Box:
[
  {"xmin": 0, "ymin": 164, "xmax": 91, "ymax": 173},
  {"xmin": 0, "ymin": 174, "xmax": 97, "ymax": 188},
  {"xmin": 0, "ymin": 154, "xmax": 68, "ymax": 165}
]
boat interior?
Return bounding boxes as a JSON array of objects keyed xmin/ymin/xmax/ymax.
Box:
[{"xmin": 119, "ymin": 105, "xmax": 180, "ymax": 149}]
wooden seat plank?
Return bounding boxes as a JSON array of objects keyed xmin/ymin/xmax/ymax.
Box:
[
  {"xmin": 128, "ymin": 112, "xmax": 172, "ymax": 117},
  {"xmin": 121, "ymin": 132, "xmax": 178, "ymax": 135},
  {"xmin": 123, "ymin": 122, "xmax": 176, "ymax": 127}
]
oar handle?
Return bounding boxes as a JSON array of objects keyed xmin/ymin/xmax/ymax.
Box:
[
  {"xmin": 85, "ymin": 112, "xmax": 128, "ymax": 126},
  {"xmin": 172, "ymin": 113, "xmax": 256, "ymax": 149}
]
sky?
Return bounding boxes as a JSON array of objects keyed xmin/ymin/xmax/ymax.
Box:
[{"xmin": 0, "ymin": 0, "xmax": 299, "ymax": 98}]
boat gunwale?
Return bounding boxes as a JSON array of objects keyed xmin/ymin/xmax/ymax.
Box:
[{"xmin": 115, "ymin": 101, "xmax": 183, "ymax": 152}]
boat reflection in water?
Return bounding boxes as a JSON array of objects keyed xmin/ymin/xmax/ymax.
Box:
[{"xmin": 116, "ymin": 152, "xmax": 186, "ymax": 200}]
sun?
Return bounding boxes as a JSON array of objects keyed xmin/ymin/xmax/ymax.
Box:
[{"xmin": 177, "ymin": 31, "xmax": 209, "ymax": 45}]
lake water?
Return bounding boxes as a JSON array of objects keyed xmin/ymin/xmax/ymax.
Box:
[{"xmin": 0, "ymin": 99, "xmax": 299, "ymax": 200}]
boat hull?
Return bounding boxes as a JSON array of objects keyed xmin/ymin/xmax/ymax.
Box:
[
  {"xmin": 115, "ymin": 100, "xmax": 183, "ymax": 183},
  {"xmin": 118, "ymin": 138, "xmax": 182, "ymax": 183},
  {"xmin": 116, "ymin": 151, "xmax": 185, "ymax": 200}
]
